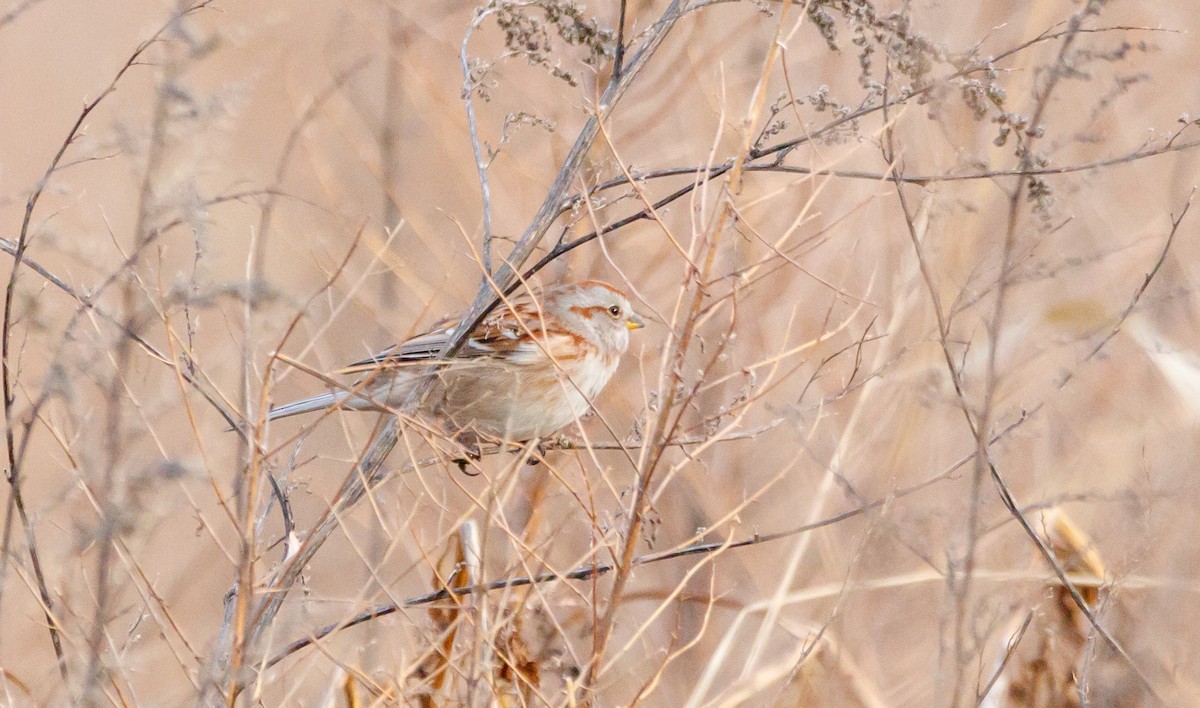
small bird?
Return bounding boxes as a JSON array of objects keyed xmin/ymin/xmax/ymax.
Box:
[{"xmin": 267, "ymin": 280, "xmax": 645, "ymax": 442}]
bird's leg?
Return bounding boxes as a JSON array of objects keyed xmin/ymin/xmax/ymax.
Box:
[
  {"xmin": 454, "ymin": 448, "xmax": 481, "ymax": 475},
  {"xmin": 523, "ymin": 437, "xmax": 551, "ymax": 466},
  {"xmin": 452, "ymin": 432, "xmax": 483, "ymax": 476}
]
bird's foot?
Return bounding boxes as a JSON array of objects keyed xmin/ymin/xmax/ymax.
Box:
[
  {"xmin": 452, "ymin": 439, "xmax": 482, "ymax": 476},
  {"xmin": 523, "ymin": 438, "xmax": 554, "ymax": 466}
]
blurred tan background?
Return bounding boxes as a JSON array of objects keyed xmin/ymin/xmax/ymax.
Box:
[{"xmin": 2, "ymin": 0, "xmax": 1200, "ymax": 705}]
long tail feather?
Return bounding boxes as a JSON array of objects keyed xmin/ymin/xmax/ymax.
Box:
[{"xmin": 267, "ymin": 391, "xmax": 350, "ymax": 421}]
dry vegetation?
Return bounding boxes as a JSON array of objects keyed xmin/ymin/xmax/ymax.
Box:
[{"xmin": 3, "ymin": 0, "xmax": 1200, "ymax": 705}]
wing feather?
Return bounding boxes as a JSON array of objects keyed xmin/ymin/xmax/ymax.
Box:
[{"xmin": 335, "ymin": 298, "xmax": 560, "ymax": 376}]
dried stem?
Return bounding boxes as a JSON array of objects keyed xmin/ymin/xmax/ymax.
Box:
[{"xmin": 0, "ymin": 1, "xmax": 213, "ymax": 689}]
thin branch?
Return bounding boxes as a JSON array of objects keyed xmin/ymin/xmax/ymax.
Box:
[
  {"xmin": 0, "ymin": 0, "xmax": 213, "ymax": 684},
  {"xmin": 461, "ymin": 3, "xmax": 497, "ymax": 272},
  {"xmin": 586, "ymin": 0, "xmax": 793, "ymax": 688},
  {"xmin": 0, "ymin": 237, "xmax": 241, "ymax": 428},
  {"xmin": 446, "ymin": 0, "xmax": 688, "ymax": 356},
  {"xmin": 613, "ymin": 0, "xmax": 628, "ymax": 81},
  {"xmin": 218, "ymin": 2, "xmax": 695, "ymax": 696},
  {"xmin": 221, "ymin": 57, "xmax": 372, "ymax": 695},
  {"xmin": 963, "ymin": 5, "xmax": 1163, "ymax": 700},
  {"xmin": 255, "ymin": 176, "xmax": 1184, "ymax": 692},
  {"xmin": 1066, "ymin": 189, "xmax": 1191, "ymax": 384},
  {"xmin": 264, "ymin": 409, "xmax": 1033, "ymax": 671},
  {"xmin": 516, "ymin": 131, "xmax": 1200, "ymax": 294},
  {"xmin": 0, "ymin": 0, "xmax": 46, "ymax": 31},
  {"xmin": 875, "ymin": 9, "xmax": 1175, "ymax": 696},
  {"xmin": 976, "ymin": 611, "xmax": 1034, "ymax": 706},
  {"xmin": 581, "ymin": 135, "xmax": 1200, "ymax": 193}
]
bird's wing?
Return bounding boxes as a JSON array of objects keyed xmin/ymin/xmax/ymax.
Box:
[
  {"xmin": 457, "ymin": 299, "xmax": 594, "ymax": 364},
  {"xmin": 334, "ymin": 302, "xmax": 561, "ymax": 376}
]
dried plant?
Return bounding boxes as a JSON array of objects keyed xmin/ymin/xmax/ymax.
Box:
[
  {"xmin": 2, "ymin": 0, "xmax": 1199, "ymax": 705},
  {"xmin": 980, "ymin": 508, "xmax": 1107, "ymax": 707}
]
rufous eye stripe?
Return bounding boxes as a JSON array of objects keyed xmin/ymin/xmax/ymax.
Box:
[{"xmin": 569, "ymin": 305, "xmax": 609, "ymax": 319}]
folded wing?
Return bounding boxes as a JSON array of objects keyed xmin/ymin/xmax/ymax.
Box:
[{"xmin": 336, "ymin": 303, "xmax": 561, "ymax": 375}]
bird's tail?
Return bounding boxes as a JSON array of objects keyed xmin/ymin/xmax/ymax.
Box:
[{"xmin": 266, "ymin": 391, "xmax": 355, "ymax": 421}]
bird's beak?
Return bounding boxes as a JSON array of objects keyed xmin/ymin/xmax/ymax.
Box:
[{"xmin": 626, "ymin": 312, "xmax": 646, "ymax": 330}]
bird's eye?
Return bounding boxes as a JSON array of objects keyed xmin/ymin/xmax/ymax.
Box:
[{"xmin": 607, "ymin": 305, "xmax": 622, "ymax": 317}]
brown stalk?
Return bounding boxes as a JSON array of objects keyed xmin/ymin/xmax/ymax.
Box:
[
  {"xmin": 875, "ymin": 5, "xmax": 1166, "ymax": 701},
  {"xmin": 0, "ymin": 2, "xmax": 212, "ymax": 684},
  {"xmin": 584, "ymin": 0, "xmax": 795, "ymax": 690}
]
